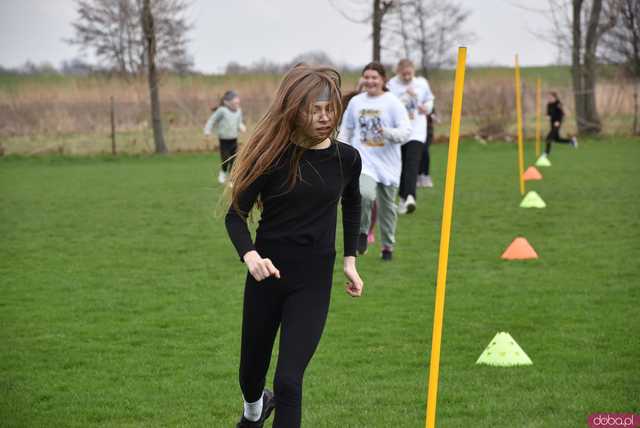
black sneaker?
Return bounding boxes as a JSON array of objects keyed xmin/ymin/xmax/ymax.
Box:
[
  {"xmin": 381, "ymin": 249, "xmax": 393, "ymax": 261},
  {"xmin": 236, "ymin": 389, "xmax": 275, "ymax": 428},
  {"xmin": 357, "ymin": 233, "xmax": 368, "ymax": 255}
]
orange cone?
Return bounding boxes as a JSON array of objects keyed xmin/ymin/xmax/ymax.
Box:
[
  {"xmin": 523, "ymin": 166, "xmax": 543, "ymax": 181},
  {"xmin": 501, "ymin": 237, "xmax": 538, "ymax": 260}
]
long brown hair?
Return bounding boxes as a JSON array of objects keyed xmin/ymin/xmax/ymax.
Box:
[
  {"xmin": 228, "ymin": 65, "xmax": 343, "ymax": 214},
  {"xmin": 362, "ymin": 61, "xmax": 389, "ymax": 92}
]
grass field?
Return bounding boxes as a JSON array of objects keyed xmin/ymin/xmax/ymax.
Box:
[{"xmin": 1, "ymin": 138, "xmax": 638, "ymax": 427}]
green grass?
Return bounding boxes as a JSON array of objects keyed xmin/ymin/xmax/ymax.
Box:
[{"xmin": 1, "ymin": 138, "xmax": 638, "ymax": 427}]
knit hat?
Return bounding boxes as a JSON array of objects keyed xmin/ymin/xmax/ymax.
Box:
[{"xmin": 223, "ymin": 90, "xmax": 238, "ymax": 102}]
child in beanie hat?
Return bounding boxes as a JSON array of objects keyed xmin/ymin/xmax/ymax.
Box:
[{"xmin": 204, "ymin": 90, "xmax": 246, "ymax": 184}]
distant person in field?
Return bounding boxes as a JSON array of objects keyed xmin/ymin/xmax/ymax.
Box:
[
  {"xmin": 387, "ymin": 59, "xmax": 435, "ymax": 213},
  {"xmin": 418, "ymin": 107, "xmax": 439, "ymax": 188},
  {"xmin": 339, "ymin": 61, "xmax": 411, "ymax": 260},
  {"xmin": 544, "ymin": 91, "xmax": 577, "ymax": 156},
  {"xmin": 204, "ymin": 90, "xmax": 246, "ymax": 184},
  {"xmin": 225, "ymin": 65, "xmax": 363, "ymax": 428}
]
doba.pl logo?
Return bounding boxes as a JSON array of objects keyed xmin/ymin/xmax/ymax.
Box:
[{"xmin": 588, "ymin": 413, "xmax": 640, "ymax": 428}]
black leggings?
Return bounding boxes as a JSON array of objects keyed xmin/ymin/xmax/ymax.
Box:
[
  {"xmin": 220, "ymin": 138, "xmax": 238, "ymax": 172},
  {"xmin": 419, "ymin": 114, "xmax": 434, "ymax": 175},
  {"xmin": 419, "ymin": 139, "xmax": 431, "ymax": 176},
  {"xmin": 239, "ymin": 248, "xmax": 335, "ymax": 428},
  {"xmin": 399, "ymin": 140, "xmax": 424, "ymax": 199},
  {"xmin": 544, "ymin": 125, "xmax": 571, "ymax": 154}
]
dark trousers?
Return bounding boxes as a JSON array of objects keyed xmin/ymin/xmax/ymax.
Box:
[
  {"xmin": 239, "ymin": 248, "xmax": 335, "ymax": 428},
  {"xmin": 399, "ymin": 140, "xmax": 424, "ymax": 199},
  {"xmin": 419, "ymin": 139, "xmax": 430, "ymax": 176},
  {"xmin": 544, "ymin": 125, "xmax": 571, "ymax": 154},
  {"xmin": 220, "ymin": 138, "xmax": 238, "ymax": 172},
  {"xmin": 419, "ymin": 114, "xmax": 434, "ymax": 175}
]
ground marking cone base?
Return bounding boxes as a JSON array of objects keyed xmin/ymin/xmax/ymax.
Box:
[
  {"xmin": 520, "ymin": 191, "xmax": 546, "ymax": 208},
  {"xmin": 535, "ymin": 156, "xmax": 551, "ymax": 167},
  {"xmin": 523, "ymin": 166, "xmax": 543, "ymax": 181},
  {"xmin": 476, "ymin": 332, "xmax": 533, "ymax": 366},
  {"xmin": 501, "ymin": 237, "xmax": 538, "ymax": 260}
]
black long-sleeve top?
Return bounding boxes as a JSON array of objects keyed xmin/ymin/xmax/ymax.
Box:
[
  {"xmin": 225, "ymin": 140, "xmax": 362, "ymax": 260},
  {"xmin": 547, "ymin": 100, "xmax": 564, "ymax": 125}
]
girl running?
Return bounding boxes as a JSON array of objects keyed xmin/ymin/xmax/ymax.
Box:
[
  {"xmin": 544, "ymin": 91, "xmax": 577, "ymax": 156},
  {"xmin": 225, "ymin": 65, "xmax": 364, "ymax": 428},
  {"xmin": 204, "ymin": 90, "xmax": 246, "ymax": 183},
  {"xmin": 387, "ymin": 59, "xmax": 435, "ymax": 213},
  {"xmin": 339, "ymin": 62, "xmax": 411, "ymax": 260}
]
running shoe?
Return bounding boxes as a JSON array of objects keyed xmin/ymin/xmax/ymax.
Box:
[
  {"xmin": 236, "ymin": 389, "xmax": 275, "ymax": 428},
  {"xmin": 405, "ymin": 195, "xmax": 416, "ymax": 214},
  {"xmin": 357, "ymin": 233, "xmax": 368, "ymax": 255},
  {"xmin": 397, "ymin": 197, "xmax": 408, "ymax": 215}
]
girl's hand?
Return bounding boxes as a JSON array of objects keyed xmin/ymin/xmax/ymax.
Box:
[
  {"xmin": 343, "ymin": 256, "xmax": 363, "ymax": 297},
  {"xmin": 243, "ymin": 250, "xmax": 281, "ymax": 282}
]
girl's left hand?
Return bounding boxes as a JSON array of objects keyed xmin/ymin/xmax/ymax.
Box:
[{"xmin": 344, "ymin": 256, "xmax": 363, "ymax": 297}]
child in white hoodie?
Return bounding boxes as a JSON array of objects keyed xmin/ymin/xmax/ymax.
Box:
[{"xmin": 387, "ymin": 59, "xmax": 435, "ymax": 213}]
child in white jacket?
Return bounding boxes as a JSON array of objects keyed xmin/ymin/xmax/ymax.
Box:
[
  {"xmin": 339, "ymin": 62, "xmax": 411, "ymax": 261},
  {"xmin": 204, "ymin": 90, "xmax": 246, "ymax": 184}
]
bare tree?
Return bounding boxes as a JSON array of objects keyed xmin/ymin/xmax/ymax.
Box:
[
  {"xmin": 142, "ymin": 0, "xmax": 167, "ymax": 154},
  {"xmin": 69, "ymin": 0, "xmax": 193, "ymax": 75},
  {"xmin": 373, "ymin": 0, "xmax": 395, "ymax": 61},
  {"xmin": 600, "ymin": 0, "xmax": 639, "ymax": 134},
  {"xmin": 541, "ymin": 0, "xmax": 618, "ymax": 135},
  {"xmin": 384, "ymin": 0, "xmax": 473, "ymax": 76},
  {"xmin": 330, "ymin": 0, "xmax": 395, "ymax": 62}
]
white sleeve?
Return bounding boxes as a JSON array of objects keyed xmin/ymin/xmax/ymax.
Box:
[
  {"xmin": 382, "ymin": 97, "xmax": 412, "ymax": 144},
  {"xmin": 338, "ymin": 100, "xmax": 356, "ymax": 145},
  {"xmin": 238, "ymin": 110, "xmax": 247, "ymax": 133},
  {"xmin": 203, "ymin": 109, "xmax": 222, "ymax": 135},
  {"xmin": 421, "ymin": 80, "xmax": 435, "ymax": 114}
]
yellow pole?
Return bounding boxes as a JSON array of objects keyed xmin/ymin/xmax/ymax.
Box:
[
  {"xmin": 425, "ymin": 46, "xmax": 466, "ymax": 428},
  {"xmin": 535, "ymin": 77, "xmax": 541, "ymax": 158},
  {"xmin": 515, "ymin": 55, "xmax": 525, "ymax": 195}
]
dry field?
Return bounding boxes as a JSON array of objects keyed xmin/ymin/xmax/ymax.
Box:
[{"xmin": 0, "ymin": 66, "xmax": 635, "ymax": 155}]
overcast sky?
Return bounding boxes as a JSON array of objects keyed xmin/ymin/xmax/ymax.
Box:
[{"xmin": 0, "ymin": 1, "xmax": 557, "ymax": 73}]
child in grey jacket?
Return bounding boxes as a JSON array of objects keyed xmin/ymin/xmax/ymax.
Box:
[{"xmin": 204, "ymin": 90, "xmax": 247, "ymax": 184}]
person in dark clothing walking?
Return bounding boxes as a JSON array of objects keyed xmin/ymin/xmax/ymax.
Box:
[
  {"xmin": 225, "ymin": 65, "xmax": 364, "ymax": 428},
  {"xmin": 418, "ymin": 107, "xmax": 438, "ymax": 188},
  {"xmin": 386, "ymin": 59, "xmax": 435, "ymax": 214},
  {"xmin": 544, "ymin": 92, "xmax": 577, "ymax": 156}
]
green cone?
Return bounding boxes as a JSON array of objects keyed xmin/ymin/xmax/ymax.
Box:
[
  {"xmin": 520, "ymin": 191, "xmax": 546, "ymax": 208},
  {"xmin": 476, "ymin": 332, "xmax": 533, "ymax": 366},
  {"xmin": 535, "ymin": 155, "xmax": 551, "ymax": 167}
]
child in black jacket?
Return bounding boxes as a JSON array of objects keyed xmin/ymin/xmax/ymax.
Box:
[{"xmin": 545, "ymin": 92, "xmax": 577, "ymax": 155}]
